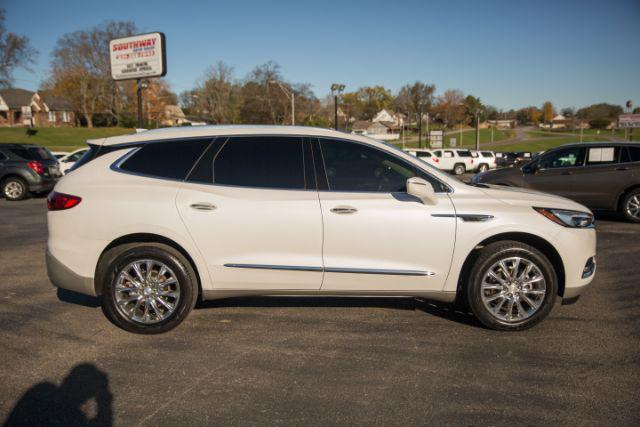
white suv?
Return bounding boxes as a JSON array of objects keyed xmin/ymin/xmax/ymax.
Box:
[
  {"xmin": 404, "ymin": 148, "xmax": 440, "ymax": 168},
  {"xmin": 474, "ymin": 150, "xmax": 498, "ymax": 172},
  {"xmin": 47, "ymin": 126, "xmax": 596, "ymax": 334},
  {"xmin": 431, "ymin": 149, "xmax": 476, "ymax": 175}
]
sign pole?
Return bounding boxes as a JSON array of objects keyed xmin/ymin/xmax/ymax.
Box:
[{"xmin": 137, "ymin": 79, "xmax": 143, "ymax": 128}]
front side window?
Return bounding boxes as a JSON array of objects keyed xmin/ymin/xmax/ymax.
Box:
[
  {"xmin": 481, "ymin": 151, "xmax": 494, "ymax": 157},
  {"xmin": 213, "ymin": 136, "xmax": 305, "ymax": 189},
  {"xmin": 416, "ymin": 151, "xmax": 431, "ymax": 158},
  {"xmin": 444, "ymin": 151, "xmax": 454, "ymax": 158},
  {"xmin": 319, "ymin": 138, "xmax": 444, "ymax": 193},
  {"xmin": 539, "ymin": 147, "xmax": 586, "ymax": 169},
  {"xmin": 119, "ymin": 138, "xmax": 211, "ymax": 180}
]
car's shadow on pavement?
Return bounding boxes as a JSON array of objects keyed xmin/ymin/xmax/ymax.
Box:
[
  {"xmin": 57, "ymin": 288, "xmax": 101, "ymax": 308},
  {"xmin": 198, "ymin": 296, "xmax": 485, "ymax": 329}
]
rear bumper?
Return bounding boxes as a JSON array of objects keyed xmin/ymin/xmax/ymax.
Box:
[{"xmin": 46, "ymin": 249, "xmax": 96, "ymax": 296}]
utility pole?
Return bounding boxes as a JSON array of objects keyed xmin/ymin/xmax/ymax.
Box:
[
  {"xmin": 425, "ymin": 112, "xmax": 430, "ymax": 148},
  {"xmin": 475, "ymin": 108, "xmax": 480, "ymax": 151},
  {"xmin": 418, "ymin": 104, "xmax": 423, "ymax": 148},
  {"xmin": 331, "ymin": 83, "xmax": 345, "ymax": 130},
  {"xmin": 580, "ymin": 124, "xmax": 584, "ymax": 143}
]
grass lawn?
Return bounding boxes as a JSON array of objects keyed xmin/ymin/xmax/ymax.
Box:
[
  {"xmin": 394, "ymin": 128, "xmax": 514, "ymax": 149},
  {"xmin": 0, "ymin": 127, "xmax": 135, "ymax": 152}
]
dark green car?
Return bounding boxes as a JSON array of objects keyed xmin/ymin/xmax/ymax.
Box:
[{"xmin": 473, "ymin": 142, "xmax": 640, "ymax": 223}]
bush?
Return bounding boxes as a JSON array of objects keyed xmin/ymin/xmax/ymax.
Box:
[{"xmin": 589, "ymin": 119, "xmax": 611, "ymax": 129}]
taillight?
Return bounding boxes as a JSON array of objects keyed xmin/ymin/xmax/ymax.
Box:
[
  {"xmin": 434, "ymin": 157, "xmax": 439, "ymax": 163},
  {"xmin": 470, "ymin": 159, "xmax": 474, "ymax": 164},
  {"xmin": 28, "ymin": 161, "xmax": 44, "ymax": 174},
  {"xmin": 47, "ymin": 191, "xmax": 82, "ymax": 211}
]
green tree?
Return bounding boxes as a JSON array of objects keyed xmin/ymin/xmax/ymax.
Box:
[{"xmin": 542, "ymin": 101, "xmax": 555, "ymax": 125}]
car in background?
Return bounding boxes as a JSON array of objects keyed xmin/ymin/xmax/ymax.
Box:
[
  {"xmin": 473, "ymin": 151, "xmax": 497, "ymax": 172},
  {"xmin": 58, "ymin": 148, "xmax": 88, "ymax": 174},
  {"xmin": 496, "ymin": 152, "xmax": 519, "ymax": 168},
  {"xmin": 473, "ymin": 142, "xmax": 640, "ymax": 223},
  {"xmin": 47, "ymin": 125, "xmax": 596, "ymax": 333},
  {"xmin": 404, "ymin": 148, "xmax": 440, "ymax": 168},
  {"xmin": 0, "ymin": 143, "xmax": 61, "ymax": 201},
  {"xmin": 431, "ymin": 149, "xmax": 475, "ymax": 175},
  {"xmin": 51, "ymin": 151, "xmax": 69, "ymax": 160}
]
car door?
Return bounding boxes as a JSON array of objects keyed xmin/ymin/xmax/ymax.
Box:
[
  {"xmin": 315, "ymin": 138, "xmax": 456, "ymax": 292},
  {"xmin": 564, "ymin": 146, "xmax": 624, "ymax": 209},
  {"xmin": 176, "ymin": 136, "xmax": 323, "ymax": 290},
  {"xmin": 523, "ymin": 146, "xmax": 586, "ymax": 198}
]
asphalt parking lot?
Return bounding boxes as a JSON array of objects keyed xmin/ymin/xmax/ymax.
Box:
[{"xmin": 1, "ymin": 197, "xmax": 639, "ymax": 425}]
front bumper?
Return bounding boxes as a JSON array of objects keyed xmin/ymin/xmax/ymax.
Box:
[{"xmin": 46, "ymin": 249, "xmax": 96, "ymax": 296}]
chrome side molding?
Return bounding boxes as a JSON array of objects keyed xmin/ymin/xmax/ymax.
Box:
[
  {"xmin": 431, "ymin": 213, "xmax": 494, "ymax": 222},
  {"xmin": 224, "ymin": 264, "xmax": 434, "ymax": 276}
]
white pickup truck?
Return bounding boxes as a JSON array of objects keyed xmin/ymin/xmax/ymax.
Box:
[{"xmin": 430, "ymin": 149, "xmax": 476, "ymax": 175}]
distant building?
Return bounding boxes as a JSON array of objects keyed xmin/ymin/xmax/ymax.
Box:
[
  {"xmin": 162, "ymin": 105, "xmax": 188, "ymax": 126},
  {"xmin": 487, "ymin": 119, "xmax": 516, "ymax": 129},
  {"xmin": 351, "ymin": 120, "xmax": 400, "ymax": 140},
  {"xmin": 0, "ymin": 88, "xmax": 75, "ymax": 127},
  {"xmin": 372, "ymin": 109, "xmax": 404, "ymax": 127}
]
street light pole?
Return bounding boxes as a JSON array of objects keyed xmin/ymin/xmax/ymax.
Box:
[
  {"xmin": 269, "ymin": 80, "xmax": 295, "ymax": 125},
  {"xmin": 331, "ymin": 83, "xmax": 345, "ymax": 130}
]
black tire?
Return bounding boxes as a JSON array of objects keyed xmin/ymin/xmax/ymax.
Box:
[
  {"xmin": 2, "ymin": 176, "xmax": 29, "ymax": 201},
  {"xmin": 621, "ymin": 188, "xmax": 640, "ymax": 223},
  {"xmin": 478, "ymin": 164, "xmax": 489, "ymax": 173},
  {"xmin": 101, "ymin": 243, "xmax": 198, "ymax": 334},
  {"xmin": 453, "ymin": 163, "xmax": 466, "ymax": 175},
  {"xmin": 466, "ymin": 241, "xmax": 557, "ymax": 331}
]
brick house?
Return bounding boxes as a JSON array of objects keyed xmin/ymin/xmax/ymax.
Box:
[{"xmin": 0, "ymin": 88, "xmax": 75, "ymax": 127}]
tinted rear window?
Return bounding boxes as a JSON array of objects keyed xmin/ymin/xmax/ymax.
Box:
[
  {"xmin": 119, "ymin": 139, "xmax": 211, "ymax": 180},
  {"xmin": 213, "ymin": 136, "xmax": 305, "ymax": 189},
  {"xmin": 457, "ymin": 150, "xmax": 472, "ymax": 157},
  {"xmin": 10, "ymin": 147, "xmax": 53, "ymax": 161},
  {"xmin": 621, "ymin": 146, "xmax": 640, "ymax": 163}
]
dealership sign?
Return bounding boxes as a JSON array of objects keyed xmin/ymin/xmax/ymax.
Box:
[
  {"xmin": 618, "ymin": 114, "xmax": 640, "ymax": 129},
  {"xmin": 429, "ymin": 130, "xmax": 444, "ymax": 148},
  {"xmin": 109, "ymin": 32, "xmax": 166, "ymax": 80}
]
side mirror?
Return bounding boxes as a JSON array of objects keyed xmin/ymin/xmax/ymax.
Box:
[
  {"xmin": 406, "ymin": 177, "xmax": 438, "ymax": 205},
  {"xmin": 523, "ymin": 162, "xmax": 539, "ymax": 174}
]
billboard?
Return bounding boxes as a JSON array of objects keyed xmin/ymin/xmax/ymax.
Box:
[
  {"xmin": 619, "ymin": 114, "xmax": 640, "ymax": 129},
  {"xmin": 109, "ymin": 32, "xmax": 166, "ymax": 81}
]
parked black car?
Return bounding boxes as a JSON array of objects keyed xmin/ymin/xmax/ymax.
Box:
[
  {"xmin": 0, "ymin": 144, "xmax": 61, "ymax": 201},
  {"xmin": 473, "ymin": 142, "xmax": 640, "ymax": 223}
]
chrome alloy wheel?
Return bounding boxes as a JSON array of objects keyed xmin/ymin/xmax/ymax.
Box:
[
  {"xmin": 114, "ymin": 259, "xmax": 181, "ymax": 324},
  {"xmin": 4, "ymin": 181, "xmax": 24, "ymax": 199},
  {"xmin": 480, "ymin": 256, "xmax": 546, "ymax": 323},
  {"xmin": 626, "ymin": 194, "xmax": 640, "ymax": 219}
]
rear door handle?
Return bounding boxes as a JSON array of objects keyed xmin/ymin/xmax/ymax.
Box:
[
  {"xmin": 190, "ymin": 202, "xmax": 216, "ymax": 211},
  {"xmin": 330, "ymin": 206, "xmax": 358, "ymax": 214}
]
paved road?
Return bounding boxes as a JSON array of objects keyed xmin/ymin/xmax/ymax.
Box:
[{"xmin": 1, "ymin": 198, "xmax": 639, "ymax": 425}]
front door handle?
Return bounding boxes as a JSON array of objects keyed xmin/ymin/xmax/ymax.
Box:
[
  {"xmin": 190, "ymin": 202, "xmax": 216, "ymax": 211},
  {"xmin": 330, "ymin": 206, "xmax": 358, "ymax": 214}
]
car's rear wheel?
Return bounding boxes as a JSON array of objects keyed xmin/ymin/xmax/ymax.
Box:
[
  {"xmin": 478, "ymin": 164, "xmax": 489, "ymax": 173},
  {"xmin": 101, "ymin": 243, "xmax": 198, "ymax": 334},
  {"xmin": 453, "ymin": 164, "xmax": 466, "ymax": 175},
  {"xmin": 621, "ymin": 189, "xmax": 640, "ymax": 223},
  {"xmin": 466, "ymin": 241, "xmax": 557, "ymax": 331},
  {"xmin": 3, "ymin": 177, "xmax": 28, "ymax": 201}
]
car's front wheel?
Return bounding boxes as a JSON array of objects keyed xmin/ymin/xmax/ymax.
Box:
[
  {"xmin": 101, "ymin": 243, "xmax": 198, "ymax": 334},
  {"xmin": 466, "ymin": 241, "xmax": 557, "ymax": 331},
  {"xmin": 3, "ymin": 176, "xmax": 28, "ymax": 201},
  {"xmin": 621, "ymin": 189, "xmax": 640, "ymax": 223}
]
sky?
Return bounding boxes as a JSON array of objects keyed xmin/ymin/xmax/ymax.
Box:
[{"xmin": 4, "ymin": 0, "xmax": 640, "ymax": 110}]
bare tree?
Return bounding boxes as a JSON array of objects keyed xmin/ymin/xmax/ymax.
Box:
[
  {"xmin": 396, "ymin": 82, "xmax": 436, "ymax": 147},
  {"xmin": 48, "ymin": 21, "xmax": 137, "ymax": 127},
  {"xmin": 0, "ymin": 8, "xmax": 37, "ymax": 87},
  {"xmin": 436, "ymin": 89, "xmax": 465, "ymax": 127},
  {"xmin": 196, "ymin": 61, "xmax": 239, "ymax": 124}
]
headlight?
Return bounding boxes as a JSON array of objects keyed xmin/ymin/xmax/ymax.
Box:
[{"xmin": 533, "ymin": 207, "xmax": 595, "ymax": 228}]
